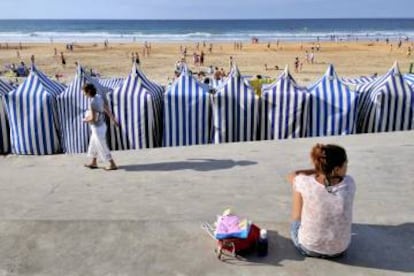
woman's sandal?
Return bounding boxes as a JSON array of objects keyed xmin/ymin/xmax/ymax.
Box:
[{"xmin": 84, "ymin": 164, "xmax": 98, "ymax": 169}]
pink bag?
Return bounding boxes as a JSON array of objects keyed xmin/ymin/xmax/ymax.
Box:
[{"xmin": 214, "ymin": 215, "xmax": 251, "ymax": 240}]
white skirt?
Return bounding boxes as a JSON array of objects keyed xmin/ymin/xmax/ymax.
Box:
[{"xmin": 87, "ymin": 123, "xmax": 112, "ymax": 162}]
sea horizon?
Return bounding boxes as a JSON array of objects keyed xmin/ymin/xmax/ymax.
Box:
[{"xmin": 0, "ymin": 18, "xmax": 413, "ymax": 43}]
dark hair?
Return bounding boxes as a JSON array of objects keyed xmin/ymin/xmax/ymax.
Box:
[
  {"xmin": 83, "ymin": 83, "xmax": 97, "ymax": 96},
  {"xmin": 311, "ymin": 143, "xmax": 347, "ymax": 177}
]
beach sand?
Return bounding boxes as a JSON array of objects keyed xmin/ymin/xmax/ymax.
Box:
[{"xmin": 1, "ymin": 40, "xmax": 413, "ymax": 85}]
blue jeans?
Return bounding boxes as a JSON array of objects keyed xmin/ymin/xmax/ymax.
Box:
[{"xmin": 290, "ymin": 221, "xmax": 345, "ymax": 258}]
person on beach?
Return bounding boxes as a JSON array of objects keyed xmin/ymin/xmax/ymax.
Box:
[
  {"xmin": 135, "ymin": 52, "xmax": 140, "ymax": 65},
  {"xmin": 200, "ymin": 51, "xmax": 205, "ymax": 66},
  {"xmin": 60, "ymin": 52, "xmax": 66, "ymax": 68},
  {"xmin": 83, "ymin": 83, "xmax": 118, "ymax": 171},
  {"xmin": 294, "ymin": 57, "xmax": 300, "ymax": 73},
  {"xmin": 287, "ymin": 144, "xmax": 355, "ymax": 258}
]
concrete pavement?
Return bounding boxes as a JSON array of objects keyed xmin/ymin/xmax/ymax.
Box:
[{"xmin": 0, "ymin": 131, "xmax": 413, "ymax": 275}]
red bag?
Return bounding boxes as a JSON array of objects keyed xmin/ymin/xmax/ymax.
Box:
[{"xmin": 216, "ymin": 224, "xmax": 261, "ymax": 258}]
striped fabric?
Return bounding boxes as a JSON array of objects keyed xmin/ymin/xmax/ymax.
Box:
[
  {"xmin": 213, "ymin": 65, "xmax": 260, "ymax": 143},
  {"xmin": 4, "ymin": 65, "xmax": 65, "ymax": 155},
  {"xmin": 210, "ymin": 78, "xmax": 224, "ymax": 90},
  {"xmin": 57, "ymin": 66, "xmax": 108, "ymax": 153},
  {"xmin": 307, "ymin": 65, "xmax": 359, "ymax": 137},
  {"xmin": 108, "ymin": 64, "xmax": 164, "ymax": 150},
  {"xmin": 0, "ymin": 79, "xmax": 14, "ymax": 153},
  {"xmin": 403, "ymin": 74, "xmax": 414, "ymax": 88},
  {"xmin": 356, "ymin": 63, "xmax": 414, "ymax": 133},
  {"xmin": 261, "ymin": 67, "xmax": 309, "ymax": 140},
  {"xmin": 0, "ymin": 79, "xmax": 14, "ymax": 94},
  {"xmin": 163, "ymin": 68, "xmax": 213, "ymax": 147},
  {"xmin": 341, "ymin": 76, "xmax": 377, "ymax": 86},
  {"xmin": 96, "ymin": 77, "xmax": 124, "ymax": 90}
]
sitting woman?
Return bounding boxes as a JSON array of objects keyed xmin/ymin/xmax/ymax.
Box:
[{"xmin": 287, "ymin": 143, "xmax": 356, "ymax": 258}]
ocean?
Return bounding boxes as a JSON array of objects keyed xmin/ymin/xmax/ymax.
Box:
[{"xmin": 0, "ymin": 19, "xmax": 413, "ymax": 43}]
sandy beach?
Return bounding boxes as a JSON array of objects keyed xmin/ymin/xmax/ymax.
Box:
[{"xmin": 1, "ymin": 40, "xmax": 414, "ymax": 86}]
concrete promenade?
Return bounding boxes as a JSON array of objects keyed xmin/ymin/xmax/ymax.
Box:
[{"xmin": 0, "ymin": 131, "xmax": 413, "ymax": 275}]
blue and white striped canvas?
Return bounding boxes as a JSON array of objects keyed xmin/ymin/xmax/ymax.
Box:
[
  {"xmin": 57, "ymin": 65, "xmax": 108, "ymax": 154},
  {"xmin": 356, "ymin": 62, "xmax": 414, "ymax": 133},
  {"xmin": 307, "ymin": 64, "xmax": 359, "ymax": 137},
  {"xmin": 213, "ymin": 65, "xmax": 260, "ymax": 143},
  {"xmin": 108, "ymin": 64, "xmax": 164, "ymax": 150},
  {"xmin": 0, "ymin": 79, "xmax": 14, "ymax": 154},
  {"xmin": 403, "ymin": 73, "xmax": 414, "ymax": 88},
  {"xmin": 210, "ymin": 78, "xmax": 225, "ymax": 90},
  {"xmin": 261, "ymin": 67, "xmax": 309, "ymax": 140},
  {"xmin": 341, "ymin": 76, "xmax": 378, "ymax": 86},
  {"xmin": 4, "ymin": 65, "xmax": 65, "ymax": 155},
  {"xmin": 163, "ymin": 66, "xmax": 213, "ymax": 147},
  {"xmin": 96, "ymin": 77, "xmax": 124, "ymax": 91}
]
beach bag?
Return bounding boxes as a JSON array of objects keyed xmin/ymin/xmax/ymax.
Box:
[
  {"xmin": 214, "ymin": 214, "xmax": 251, "ymax": 239},
  {"xmin": 217, "ymin": 223, "xmax": 261, "ymax": 257}
]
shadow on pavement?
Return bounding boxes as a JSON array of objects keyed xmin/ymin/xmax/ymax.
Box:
[
  {"xmin": 333, "ymin": 223, "xmax": 414, "ymax": 273},
  {"xmin": 120, "ymin": 158, "xmax": 257, "ymax": 172},
  {"xmin": 210, "ymin": 223, "xmax": 414, "ymax": 272}
]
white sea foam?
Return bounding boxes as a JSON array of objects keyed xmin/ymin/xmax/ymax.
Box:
[{"xmin": 0, "ymin": 30, "xmax": 412, "ymax": 43}]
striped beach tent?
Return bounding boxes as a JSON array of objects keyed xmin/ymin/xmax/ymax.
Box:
[
  {"xmin": 0, "ymin": 79, "xmax": 14, "ymax": 154},
  {"xmin": 108, "ymin": 63, "xmax": 164, "ymax": 150},
  {"xmin": 210, "ymin": 78, "xmax": 225, "ymax": 90},
  {"xmin": 307, "ymin": 64, "xmax": 359, "ymax": 137},
  {"xmin": 213, "ymin": 65, "xmax": 260, "ymax": 143},
  {"xmin": 4, "ymin": 64, "xmax": 65, "ymax": 155},
  {"xmin": 57, "ymin": 65, "xmax": 108, "ymax": 153},
  {"xmin": 341, "ymin": 76, "xmax": 378, "ymax": 86},
  {"xmin": 261, "ymin": 66, "xmax": 309, "ymax": 140},
  {"xmin": 403, "ymin": 73, "xmax": 414, "ymax": 88},
  {"xmin": 356, "ymin": 62, "xmax": 414, "ymax": 133},
  {"xmin": 96, "ymin": 77, "xmax": 124, "ymax": 90},
  {"xmin": 163, "ymin": 64, "xmax": 213, "ymax": 147}
]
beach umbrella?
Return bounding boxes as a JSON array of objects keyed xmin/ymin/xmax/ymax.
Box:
[
  {"xmin": 356, "ymin": 62, "xmax": 414, "ymax": 133},
  {"xmin": 307, "ymin": 64, "xmax": 359, "ymax": 137},
  {"xmin": 261, "ymin": 66, "xmax": 309, "ymax": 140},
  {"xmin": 108, "ymin": 63, "xmax": 164, "ymax": 150},
  {"xmin": 163, "ymin": 63, "xmax": 213, "ymax": 147},
  {"xmin": 57, "ymin": 64, "xmax": 108, "ymax": 154},
  {"xmin": 4, "ymin": 63, "xmax": 65, "ymax": 155},
  {"xmin": 0, "ymin": 79, "xmax": 14, "ymax": 154},
  {"xmin": 213, "ymin": 65, "xmax": 260, "ymax": 143}
]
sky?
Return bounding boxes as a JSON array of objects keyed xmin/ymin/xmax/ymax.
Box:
[{"xmin": 0, "ymin": 0, "xmax": 414, "ymax": 19}]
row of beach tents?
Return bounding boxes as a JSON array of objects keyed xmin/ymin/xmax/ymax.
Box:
[{"xmin": 0, "ymin": 61, "xmax": 413, "ymax": 155}]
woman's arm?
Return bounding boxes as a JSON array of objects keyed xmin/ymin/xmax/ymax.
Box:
[
  {"xmin": 103, "ymin": 104, "xmax": 119, "ymax": 127},
  {"xmin": 292, "ymin": 190, "xmax": 303, "ymax": 221},
  {"xmin": 83, "ymin": 109, "xmax": 96, "ymax": 123},
  {"xmin": 287, "ymin": 169, "xmax": 316, "ymax": 185}
]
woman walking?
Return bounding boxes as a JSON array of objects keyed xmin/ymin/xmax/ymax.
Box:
[{"xmin": 83, "ymin": 83, "xmax": 118, "ymax": 171}]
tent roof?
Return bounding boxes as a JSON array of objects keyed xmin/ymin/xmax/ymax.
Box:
[
  {"xmin": 357, "ymin": 62, "xmax": 409, "ymax": 93},
  {"xmin": 0, "ymin": 78, "xmax": 14, "ymax": 95},
  {"xmin": 308, "ymin": 64, "xmax": 351, "ymax": 93},
  {"xmin": 263, "ymin": 65, "xmax": 305, "ymax": 92},
  {"xmin": 167, "ymin": 64, "xmax": 209, "ymax": 95}
]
